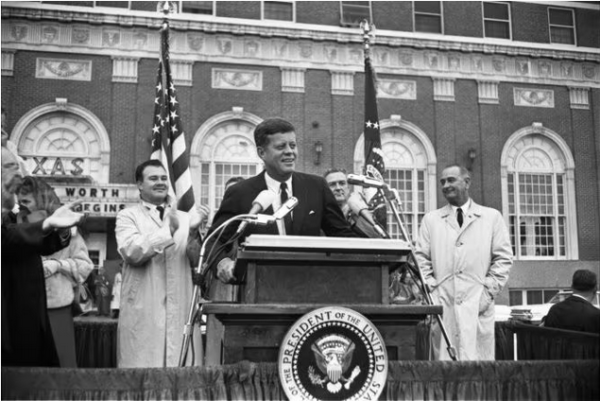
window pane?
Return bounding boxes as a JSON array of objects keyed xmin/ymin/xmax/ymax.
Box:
[
  {"xmin": 543, "ymin": 290, "xmax": 558, "ymax": 303},
  {"xmin": 95, "ymin": 1, "xmax": 129, "ymax": 7},
  {"xmin": 509, "ymin": 290, "xmax": 523, "ymax": 306},
  {"xmin": 550, "ymin": 27, "xmax": 574, "ymax": 44},
  {"xmin": 181, "ymin": 1, "xmax": 213, "ymax": 15},
  {"xmin": 264, "ymin": 1, "xmax": 293, "ymax": 21},
  {"xmin": 485, "ymin": 20, "xmax": 510, "ymax": 38},
  {"xmin": 527, "ymin": 290, "xmax": 543, "ymax": 305},
  {"xmin": 549, "ymin": 9, "xmax": 573, "ymax": 25},
  {"xmin": 484, "ymin": 2, "xmax": 509, "ymax": 19},
  {"xmin": 415, "ymin": 15, "xmax": 441, "ymax": 33},
  {"xmin": 213, "ymin": 162, "xmax": 257, "ymax": 210},
  {"xmin": 414, "ymin": 1, "xmax": 440, "ymax": 13}
]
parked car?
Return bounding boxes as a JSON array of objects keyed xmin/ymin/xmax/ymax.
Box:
[
  {"xmin": 510, "ymin": 290, "xmax": 600, "ymax": 324},
  {"xmin": 494, "ymin": 304, "xmax": 512, "ymax": 322}
]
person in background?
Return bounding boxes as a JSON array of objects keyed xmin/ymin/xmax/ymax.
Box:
[
  {"xmin": 323, "ymin": 168, "xmax": 381, "ymax": 238},
  {"xmin": 188, "ymin": 176, "xmax": 245, "ymax": 302},
  {"xmin": 544, "ymin": 270, "xmax": 600, "ymax": 334},
  {"xmin": 2, "ymin": 146, "xmax": 84, "ymax": 367},
  {"xmin": 16, "ymin": 176, "xmax": 93, "ymax": 367},
  {"xmin": 115, "ymin": 159, "xmax": 204, "ymax": 367},
  {"xmin": 415, "ymin": 164, "xmax": 513, "ymax": 360}
]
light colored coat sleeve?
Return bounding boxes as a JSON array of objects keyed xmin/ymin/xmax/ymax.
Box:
[
  {"xmin": 57, "ymin": 229, "xmax": 93, "ymax": 284},
  {"xmin": 415, "ymin": 213, "xmax": 438, "ymax": 290},
  {"xmin": 115, "ymin": 207, "xmax": 175, "ymax": 267}
]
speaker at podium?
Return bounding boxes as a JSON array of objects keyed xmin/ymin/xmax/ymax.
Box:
[{"xmin": 203, "ymin": 235, "xmax": 441, "ymax": 365}]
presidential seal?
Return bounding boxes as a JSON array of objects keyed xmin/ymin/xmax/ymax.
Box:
[{"xmin": 278, "ymin": 306, "xmax": 388, "ymax": 401}]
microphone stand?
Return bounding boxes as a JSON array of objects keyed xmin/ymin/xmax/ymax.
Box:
[
  {"xmin": 378, "ymin": 184, "xmax": 457, "ymax": 361},
  {"xmin": 178, "ymin": 214, "xmax": 259, "ymax": 367}
]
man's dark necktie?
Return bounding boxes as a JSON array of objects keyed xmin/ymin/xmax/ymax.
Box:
[
  {"xmin": 157, "ymin": 206, "xmax": 165, "ymax": 220},
  {"xmin": 457, "ymin": 207, "xmax": 463, "ymax": 227},
  {"xmin": 280, "ymin": 182, "xmax": 293, "ymax": 235}
]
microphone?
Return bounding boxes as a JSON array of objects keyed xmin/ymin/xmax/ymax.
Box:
[
  {"xmin": 347, "ymin": 193, "xmax": 389, "ymax": 239},
  {"xmin": 347, "ymin": 174, "xmax": 387, "ymax": 189},
  {"xmin": 235, "ymin": 190, "xmax": 277, "ymax": 235},
  {"xmin": 272, "ymin": 196, "xmax": 299, "ymax": 220}
]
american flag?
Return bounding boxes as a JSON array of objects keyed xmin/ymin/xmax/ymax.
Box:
[
  {"xmin": 363, "ymin": 56, "xmax": 387, "ymax": 227},
  {"xmin": 150, "ymin": 21, "xmax": 194, "ymax": 212}
]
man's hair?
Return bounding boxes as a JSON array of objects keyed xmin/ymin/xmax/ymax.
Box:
[
  {"xmin": 571, "ymin": 269, "xmax": 597, "ymax": 292},
  {"xmin": 225, "ymin": 176, "xmax": 244, "ymax": 188},
  {"xmin": 16, "ymin": 176, "xmax": 62, "ymax": 214},
  {"xmin": 254, "ymin": 118, "xmax": 295, "ymax": 148},
  {"xmin": 444, "ymin": 164, "xmax": 471, "ymax": 179},
  {"xmin": 323, "ymin": 168, "xmax": 347, "ymax": 179},
  {"xmin": 135, "ymin": 159, "xmax": 165, "ymax": 183}
]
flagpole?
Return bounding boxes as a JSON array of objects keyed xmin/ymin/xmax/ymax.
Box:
[{"xmin": 359, "ymin": 20, "xmax": 457, "ymax": 361}]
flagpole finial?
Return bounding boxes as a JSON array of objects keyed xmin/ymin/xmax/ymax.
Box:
[{"xmin": 359, "ymin": 20, "xmax": 376, "ymax": 58}]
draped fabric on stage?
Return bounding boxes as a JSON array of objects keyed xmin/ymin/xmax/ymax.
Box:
[{"xmin": 2, "ymin": 360, "xmax": 599, "ymax": 400}]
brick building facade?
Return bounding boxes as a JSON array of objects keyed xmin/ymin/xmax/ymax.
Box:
[{"xmin": 2, "ymin": 1, "xmax": 599, "ymax": 305}]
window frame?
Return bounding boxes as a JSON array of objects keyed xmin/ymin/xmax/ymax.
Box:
[
  {"xmin": 548, "ymin": 7, "xmax": 577, "ymax": 46},
  {"xmin": 340, "ymin": 1, "xmax": 372, "ymax": 28},
  {"xmin": 482, "ymin": 1, "xmax": 512, "ymax": 40},
  {"xmin": 508, "ymin": 172, "xmax": 567, "ymax": 260},
  {"xmin": 412, "ymin": 1, "xmax": 444, "ymax": 34},
  {"xmin": 262, "ymin": 0, "xmax": 295, "ymax": 22}
]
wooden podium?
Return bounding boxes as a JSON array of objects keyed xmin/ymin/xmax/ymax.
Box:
[{"xmin": 204, "ymin": 235, "xmax": 442, "ymax": 365}]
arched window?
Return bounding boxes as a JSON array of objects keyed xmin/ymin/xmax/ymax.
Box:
[
  {"xmin": 190, "ymin": 109, "xmax": 263, "ymax": 221},
  {"xmin": 501, "ymin": 124, "xmax": 578, "ymax": 260},
  {"xmin": 11, "ymin": 100, "xmax": 111, "ymax": 183},
  {"xmin": 354, "ymin": 117, "xmax": 436, "ymax": 241}
]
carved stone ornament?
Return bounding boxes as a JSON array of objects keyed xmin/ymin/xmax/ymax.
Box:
[
  {"xmin": 187, "ymin": 34, "xmax": 203, "ymax": 51},
  {"xmin": 377, "ymin": 79, "xmax": 416, "ymax": 99},
  {"xmin": 72, "ymin": 28, "xmax": 90, "ymax": 44},
  {"xmin": 42, "ymin": 26, "xmax": 58, "ymax": 43},
  {"xmin": 493, "ymin": 57, "xmax": 506, "ymax": 72},
  {"xmin": 212, "ymin": 68, "xmax": 262, "ymax": 91},
  {"xmin": 102, "ymin": 30, "xmax": 121, "ymax": 47},
  {"xmin": 36, "ymin": 58, "xmax": 92, "ymax": 81},
  {"xmin": 399, "ymin": 51, "xmax": 413, "ymax": 66},
  {"xmin": 299, "ymin": 43, "xmax": 313, "ymax": 59},
  {"xmin": 11, "ymin": 25, "xmax": 28, "ymax": 41},
  {"xmin": 514, "ymin": 88, "xmax": 554, "ymax": 108},
  {"xmin": 217, "ymin": 37, "xmax": 233, "ymax": 55},
  {"xmin": 516, "ymin": 60, "xmax": 529, "ymax": 75},
  {"xmin": 244, "ymin": 40, "xmax": 260, "ymax": 57},
  {"xmin": 133, "ymin": 32, "xmax": 148, "ymax": 49}
]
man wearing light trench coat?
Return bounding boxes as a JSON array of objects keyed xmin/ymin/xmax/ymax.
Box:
[
  {"xmin": 115, "ymin": 160, "xmax": 204, "ymax": 367},
  {"xmin": 415, "ymin": 165, "xmax": 513, "ymax": 361}
]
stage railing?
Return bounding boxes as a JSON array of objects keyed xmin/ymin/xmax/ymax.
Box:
[{"xmin": 3, "ymin": 360, "xmax": 598, "ymax": 400}]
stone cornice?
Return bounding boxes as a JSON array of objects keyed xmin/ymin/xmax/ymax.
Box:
[
  {"xmin": 2, "ymin": 6, "xmax": 599, "ymax": 88},
  {"xmin": 3, "ymin": 3, "xmax": 599, "ymax": 61}
]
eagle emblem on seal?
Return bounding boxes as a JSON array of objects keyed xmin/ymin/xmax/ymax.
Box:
[{"xmin": 308, "ymin": 334, "xmax": 361, "ymax": 394}]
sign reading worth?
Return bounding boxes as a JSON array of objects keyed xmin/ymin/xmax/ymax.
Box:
[
  {"xmin": 53, "ymin": 183, "xmax": 139, "ymax": 217},
  {"xmin": 279, "ymin": 306, "xmax": 388, "ymax": 401}
]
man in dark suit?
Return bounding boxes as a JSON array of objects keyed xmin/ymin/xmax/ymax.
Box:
[
  {"xmin": 206, "ymin": 118, "xmax": 356, "ymax": 286},
  {"xmin": 544, "ymin": 269, "xmax": 600, "ymax": 334}
]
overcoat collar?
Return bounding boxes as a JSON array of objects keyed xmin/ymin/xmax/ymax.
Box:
[{"xmin": 440, "ymin": 201, "xmax": 483, "ymax": 232}]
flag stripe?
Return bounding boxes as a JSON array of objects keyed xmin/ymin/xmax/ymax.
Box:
[{"xmin": 149, "ymin": 21, "xmax": 195, "ymax": 212}]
